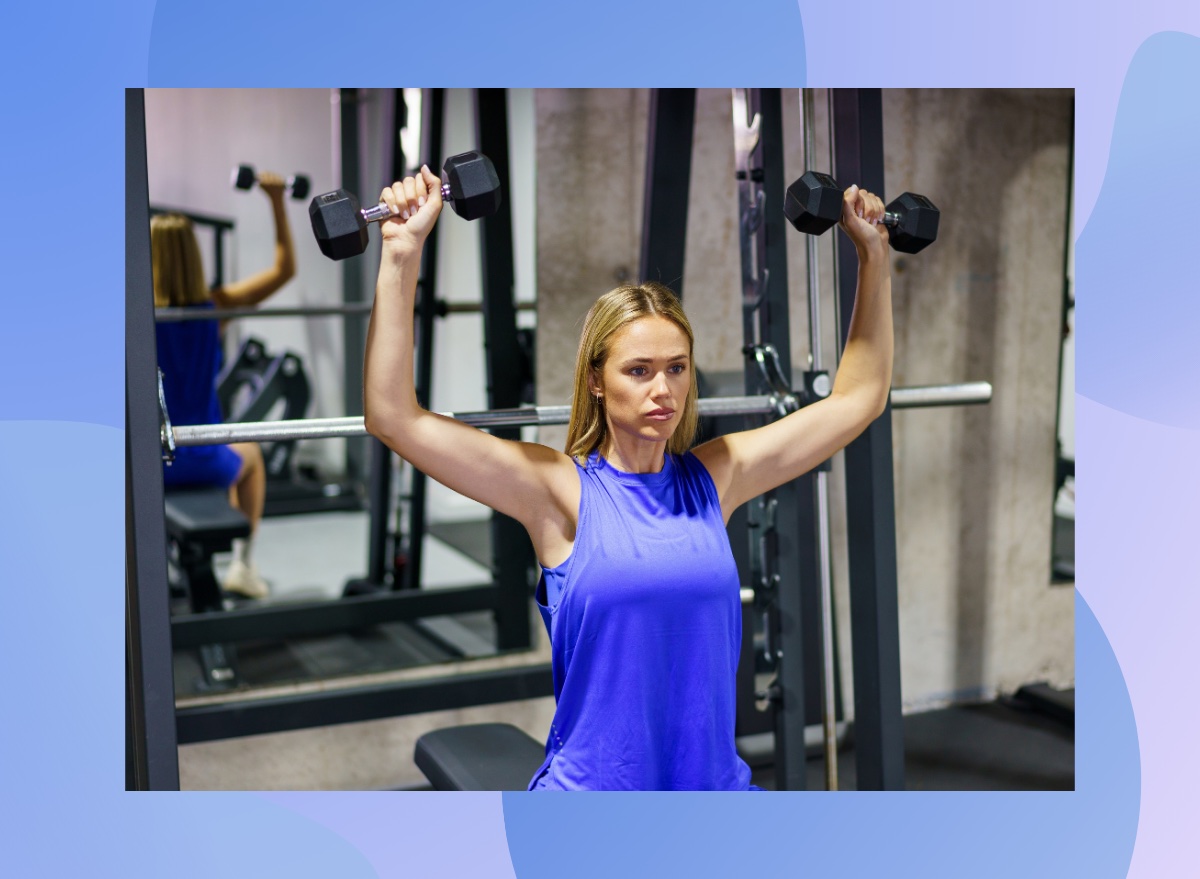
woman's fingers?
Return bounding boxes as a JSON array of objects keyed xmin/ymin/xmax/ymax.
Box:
[{"xmin": 380, "ymin": 175, "xmax": 435, "ymax": 221}]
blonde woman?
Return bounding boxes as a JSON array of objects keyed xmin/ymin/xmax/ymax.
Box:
[
  {"xmin": 364, "ymin": 167, "xmax": 891, "ymax": 790},
  {"xmin": 152, "ymin": 172, "xmax": 295, "ymax": 599}
]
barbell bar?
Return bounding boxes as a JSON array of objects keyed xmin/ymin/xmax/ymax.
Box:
[
  {"xmin": 154, "ymin": 300, "xmax": 537, "ymax": 322},
  {"xmin": 167, "ymin": 382, "xmax": 992, "ymax": 452}
]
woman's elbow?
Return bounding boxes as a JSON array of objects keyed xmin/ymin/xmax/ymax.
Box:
[
  {"xmin": 871, "ymin": 389, "xmax": 890, "ymax": 422},
  {"xmin": 277, "ymin": 257, "xmax": 296, "ymax": 286},
  {"xmin": 362, "ymin": 404, "xmax": 389, "ymax": 443}
]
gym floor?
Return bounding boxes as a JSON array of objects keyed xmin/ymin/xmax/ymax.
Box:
[{"xmin": 171, "ymin": 508, "xmax": 1074, "ymax": 791}]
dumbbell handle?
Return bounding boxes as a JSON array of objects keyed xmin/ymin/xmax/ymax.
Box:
[{"xmin": 359, "ymin": 183, "xmax": 456, "ymax": 224}]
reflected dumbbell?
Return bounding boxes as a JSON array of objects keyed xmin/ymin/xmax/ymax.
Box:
[
  {"xmin": 308, "ymin": 151, "xmax": 502, "ymax": 261},
  {"xmin": 232, "ymin": 164, "xmax": 311, "ymax": 200},
  {"xmin": 784, "ymin": 171, "xmax": 940, "ymax": 254}
]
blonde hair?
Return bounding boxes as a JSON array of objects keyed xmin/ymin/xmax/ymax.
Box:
[
  {"xmin": 565, "ymin": 281, "xmax": 699, "ymax": 461},
  {"xmin": 150, "ymin": 213, "xmax": 211, "ymax": 308}
]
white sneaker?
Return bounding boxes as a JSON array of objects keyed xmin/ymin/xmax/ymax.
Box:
[{"xmin": 222, "ymin": 559, "xmax": 270, "ymax": 600}]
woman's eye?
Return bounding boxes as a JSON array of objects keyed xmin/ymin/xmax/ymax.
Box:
[
  {"xmin": 630, "ymin": 367, "xmax": 647, "ymax": 377},
  {"xmin": 669, "ymin": 364, "xmax": 686, "ymax": 374}
]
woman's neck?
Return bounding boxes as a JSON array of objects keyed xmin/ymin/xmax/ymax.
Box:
[{"xmin": 599, "ymin": 435, "xmax": 668, "ymax": 474}]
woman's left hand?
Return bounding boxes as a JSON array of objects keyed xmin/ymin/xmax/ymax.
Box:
[{"xmin": 838, "ymin": 184, "xmax": 889, "ymax": 257}]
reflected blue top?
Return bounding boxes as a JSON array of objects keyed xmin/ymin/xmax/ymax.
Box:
[
  {"xmin": 156, "ymin": 302, "xmax": 239, "ymax": 488},
  {"xmin": 156, "ymin": 302, "xmax": 224, "ymax": 428},
  {"xmin": 530, "ymin": 450, "xmax": 751, "ymax": 790}
]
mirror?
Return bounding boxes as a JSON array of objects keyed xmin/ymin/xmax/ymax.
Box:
[{"xmin": 145, "ymin": 88, "xmax": 542, "ymax": 700}]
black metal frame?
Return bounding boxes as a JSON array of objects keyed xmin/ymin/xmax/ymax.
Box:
[
  {"xmin": 170, "ymin": 585, "xmax": 499, "ymax": 648},
  {"xmin": 177, "ymin": 663, "xmax": 554, "ymax": 744},
  {"xmin": 1051, "ymin": 97, "xmax": 1076, "ymax": 584},
  {"xmin": 397, "ymin": 88, "xmax": 446, "ymax": 594},
  {"xmin": 475, "ymin": 88, "xmax": 536, "ymax": 651},
  {"xmin": 831, "ymin": 88, "xmax": 905, "ymax": 790},
  {"xmin": 125, "ymin": 88, "xmax": 181, "ymax": 790},
  {"xmin": 732, "ymin": 89, "xmax": 821, "ymax": 790},
  {"xmin": 339, "ymin": 88, "xmax": 370, "ymax": 484},
  {"xmin": 639, "ymin": 89, "xmax": 695, "ymax": 294}
]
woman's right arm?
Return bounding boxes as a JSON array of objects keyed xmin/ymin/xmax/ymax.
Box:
[
  {"xmin": 363, "ymin": 168, "xmax": 576, "ymax": 535},
  {"xmin": 211, "ymin": 172, "xmax": 296, "ymax": 308}
]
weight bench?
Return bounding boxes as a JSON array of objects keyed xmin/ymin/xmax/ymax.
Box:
[
  {"xmin": 163, "ymin": 486, "xmax": 250, "ymax": 688},
  {"xmin": 415, "ymin": 724, "xmax": 546, "ymax": 791}
]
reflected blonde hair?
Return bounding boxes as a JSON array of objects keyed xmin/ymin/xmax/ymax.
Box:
[
  {"xmin": 150, "ymin": 214, "xmax": 211, "ymax": 308},
  {"xmin": 565, "ymin": 282, "xmax": 699, "ymax": 461}
]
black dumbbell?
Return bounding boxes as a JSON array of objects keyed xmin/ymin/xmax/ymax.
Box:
[
  {"xmin": 784, "ymin": 171, "xmax": 940, "ymax": 254},
  {"xmin": 232, "ymin": 165, "xmax": 311, "ymax": 201},
  {"xmin": 308, "ymin": 151, "xmax": 502, "ymax": 262}
]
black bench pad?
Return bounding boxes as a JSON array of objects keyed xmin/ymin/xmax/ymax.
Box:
[
  {"xmin": 164, "ymin": 487, "xmax": 250, "ymax": 547},
  {"xmin": 415, "ymin": 723, "xmax": 545, "ymax": 791}
]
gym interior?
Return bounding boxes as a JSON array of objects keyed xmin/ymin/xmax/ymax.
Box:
[{"xmin": 126, "ymin": 87, "xmax": 1075, "ymax": 791}]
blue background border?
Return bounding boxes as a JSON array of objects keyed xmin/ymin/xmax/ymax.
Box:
[{"xmin": 2, "ymin": 2, "xmax": 1197, "ymax": 876}]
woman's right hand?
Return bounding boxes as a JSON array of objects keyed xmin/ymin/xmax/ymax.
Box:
[
  {"xmin": 378, "ymin": 165, "xmax": 444, "ymax": 258},
  {"xmin": 257, "ymin": 171, "xmax": 288, "ymax": 203}
]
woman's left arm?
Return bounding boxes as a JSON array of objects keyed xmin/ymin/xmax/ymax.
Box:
[{"xmin": 693, "ymin": 184, "xmax": 892, "ymax": 521}]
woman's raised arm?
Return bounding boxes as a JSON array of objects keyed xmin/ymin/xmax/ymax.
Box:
[
  {"xmin": 694, "ymin": 184, "xmax": 893, "ymax": 521},
  {"xmin": 363, "ymin": 168, "xmax": 577, "ymax": 554},
  {"xmin": 212, "ymin": 171, "xmax": 297, "ymax": 308}
]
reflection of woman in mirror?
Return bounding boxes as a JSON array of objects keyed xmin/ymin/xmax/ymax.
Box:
[
  {"xmin": 364, "ymin": 168, "xmax": 892, "ymax": 790},
  {"xmin": 152, "ymin": 172, "xmax": 296, "ymax": 600}
]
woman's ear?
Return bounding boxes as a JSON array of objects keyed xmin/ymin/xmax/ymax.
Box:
[{"xmin": 588, "ymin": 369, "xmax": 603, "ymax": 399}]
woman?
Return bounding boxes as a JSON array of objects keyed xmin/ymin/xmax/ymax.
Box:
[
  {"xmin": 153, "ymin": 171, "xmax": 296, "ymax": 600},
  {"xmin": 364, "ymin": 166, "xmax": 891, "ymax": 790}
]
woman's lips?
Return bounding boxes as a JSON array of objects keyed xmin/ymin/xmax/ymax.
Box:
[{"xmin": 646, "ymin": 408, "xmax": 675, "ymax": 421}]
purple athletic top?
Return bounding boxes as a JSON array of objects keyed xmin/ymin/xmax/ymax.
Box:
[{"xmin": 529, "ymin": 450, "xmax": 752, "ymax": 790}]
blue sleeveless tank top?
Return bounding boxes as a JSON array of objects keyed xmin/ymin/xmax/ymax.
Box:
[
  {"xmin": 156, "ymin": 302, "xmax": 241, "ymax": 488},
  {"xmin": 529, "ymin": 450, "xmax": 752, "ymax": 790},
  {"xmin": 156, "ymin": 302, "xmax": 225, "ymax": 429}
]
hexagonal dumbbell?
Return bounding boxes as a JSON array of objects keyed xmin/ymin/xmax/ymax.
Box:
[
  {"xmin": 308, "ymin": 151, "xmax": 502, "ymax": 261},
  {"xmin": 231, "ymin": 164, "xmax": 311, "ymax": 200},
  {"xmin": 784, "ymin": 170, "xmax": 940, "ymax": 254}
]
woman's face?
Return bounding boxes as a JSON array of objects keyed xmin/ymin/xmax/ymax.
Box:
[{"xmin": 591, "ymin": 316, "xmax": 691, "ymax": 448}]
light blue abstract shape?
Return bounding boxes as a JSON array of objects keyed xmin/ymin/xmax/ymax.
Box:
[
  {"xmin": 1077, "ymin": 31, "xmax": 1200, "ymax": 427},
  {"xmin": 502, "ymin": 592, "xmax": 1136, "ymax": 878},
  {"xmin": 0, "ymin": 3, "xmax": 155, "ymax": 427},
  {"xmin": 260, "ymin": 792, "xmax": 517, "ymax": 878},
  {"xmin": 1075, "ymin": 393, "xmax": 1200, "ymax": 878},
  {"xmin": 146, "ymin": 0, "xmax": 805, "ymax": 86}
]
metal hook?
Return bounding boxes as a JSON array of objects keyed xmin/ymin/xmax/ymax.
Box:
[{"xmin": 158, "ymin": 368, "xmax": 176, "ymax": 464}]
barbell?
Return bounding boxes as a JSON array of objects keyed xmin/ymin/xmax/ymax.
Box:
[{"xmin": 163, "ymin": 382, "xmax": 993, "ymax": 457}]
